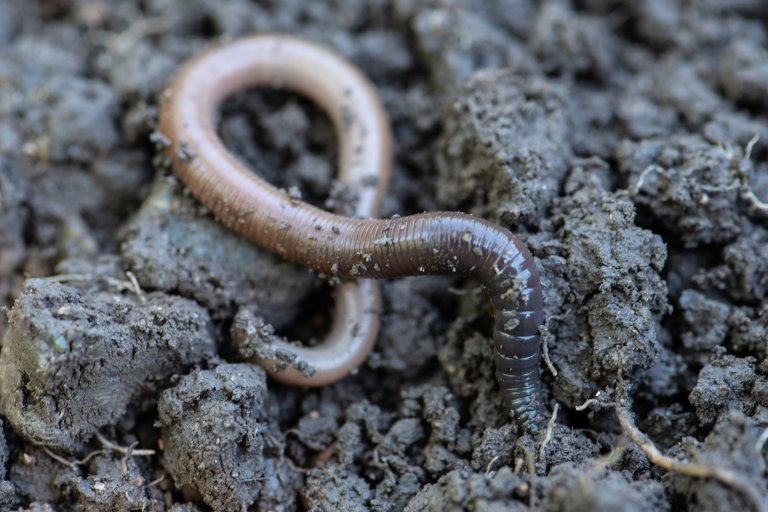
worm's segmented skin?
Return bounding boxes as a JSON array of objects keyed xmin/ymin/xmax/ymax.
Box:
[
  {"xmin": 158, "ymin": 35, "xmax": 545, "ymax": 428},
  {"xmin": 309, "ymin": 213, "xmax": 545, "ymax": 426}
]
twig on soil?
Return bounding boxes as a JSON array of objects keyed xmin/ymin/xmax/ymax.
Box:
[
  {"xmin": 124, "ymin": 270, "xmax": 146, "ymax": 303},
  {"xmin": 737, "ymin": 135, "xmax": 768, "ymax": 214},
  {"xmin": 310, "ymin": 445, "xmax": 336, "ymax": 468},
  {"xmin": 283, "ymin": 456, "xmax": 314, "ymax": 475},
  {"xmin": 96, "ymin": 433, "xmax": 155, "ymax": 457},
  {"xmin": 575, "ymin": 392, "xmax": 614, "ymax": 411},
  {"xmin": 541, "ymin": 308, "xmax": 576, "ymax": 378},
  {"xmin": 146, "ymin": 475, "xmax": 165, "ymax": 488},
  {"xmin": 588, "ymin": 436, "xmax": 627, "ymax": 474},
  {"xmin": 101, "ymin": 273, "xmax": 144, "ymax": 298},
  {"xmin": 41, "ymin": 447, "xmax": 78, "ymax": 471},
  {"xmin": 513, "ymin": 455, "xmax": 524, "ymax": 475},
  {"xmin": 573, "ymin": 379, "xmax": 766, "ymax": 512},
  {"xmin": 541, "ymin": 334, "xmax": 558, "ymax": 378},
  {"xmin": 514, "ymin": 442, "xmax": 537, "ymax": 478},
  {"xmin": 41, "ymin": 446, "xmax": 104, "ymax": 471},
  {"xmin": 630, "ymin": 165, "xmax": 663, "ymax": 195},
  {"xmin": 521, "ymin": 444, "xmax": 537, "ymax": 508},
  {"xmin": 40, "ymin": 273, "xmax": 95, "ymax": 283},
  {"xmin": 615, "ymin": 405, "xmax": 767, "ymax": 512},
  {"xmin": 742, "ymin": 188, "xmax": 768, "ymax": 213},
  {"xmin": 575, "ymin": 398, "xmax": 599, "ymax": 411},
  {"xmin": 485, "ymin": 455, "xmax": 500, "ymax": 474},
  {"xmin": 40, "ymin": 272, "xmax": 146, "ymax": 300},
  {"xmin": 539, "ymin": 403, "xmax": 560, "ymax": 461},
  {"xmin": 744, "ymin": 134, "xmax": 760, "ymax": 158}
]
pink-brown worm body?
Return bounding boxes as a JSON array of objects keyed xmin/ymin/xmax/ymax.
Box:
[{"xmin": 157, "ymin": 35, "xmax": 545, "ymax": 428}]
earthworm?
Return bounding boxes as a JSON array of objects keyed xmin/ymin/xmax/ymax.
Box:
[
  {"xmin": 157, "ymin": 35, "xmax": 546, "ymax": 428},
  {"xmin": 159, "ymin": 34, "xmax": 389, "ymax": 387}
]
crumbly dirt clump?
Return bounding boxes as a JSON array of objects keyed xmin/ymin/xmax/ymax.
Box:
[{"xmin": 0, "ymin": 276, "xmax": 215, "ymax": 452}]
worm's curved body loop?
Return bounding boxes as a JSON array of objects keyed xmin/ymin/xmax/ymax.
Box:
[{"xmin": 158, "ymin": 35, "xmax": 545, "ymax": 428}]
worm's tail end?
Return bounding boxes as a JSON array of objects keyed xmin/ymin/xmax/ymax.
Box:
[{"xmin": 496, "ymin": 362, "xmax": 547, "ymax": 433}]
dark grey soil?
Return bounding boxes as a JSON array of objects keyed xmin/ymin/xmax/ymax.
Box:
[{"xmin": 0, "ymin": 0, "xmax": 766, "ymax": 511}]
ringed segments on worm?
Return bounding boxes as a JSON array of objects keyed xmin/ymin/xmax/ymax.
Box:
[{"xmin": 157, "ymin": 34, "xmax": 546, "ymax": 429}]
